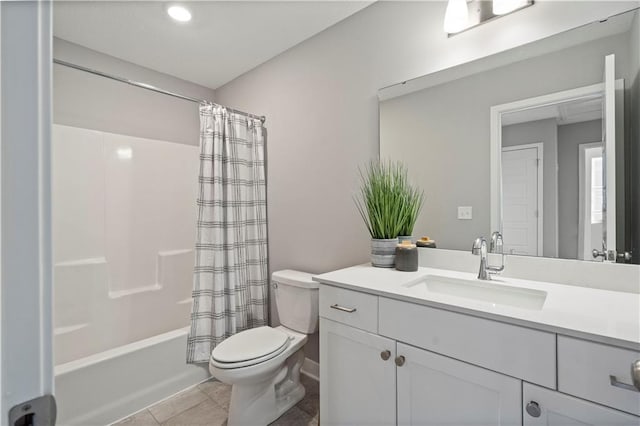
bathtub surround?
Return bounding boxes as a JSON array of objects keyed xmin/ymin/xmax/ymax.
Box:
[
  {"xmin": 55, "ymin": 328, "xmax": 209, "ymax": 425},
  {"xmin": 187, "ymin": 105, "xmax": 269, "ymax": 364},
  {"xmin": 52, "ymin": 43, "xmax": 218, "ymax": 424}
]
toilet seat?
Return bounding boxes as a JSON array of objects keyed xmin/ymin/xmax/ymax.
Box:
[{"xmin": 211, "ymin": 326, "xmax": 291, "ymax": 369}]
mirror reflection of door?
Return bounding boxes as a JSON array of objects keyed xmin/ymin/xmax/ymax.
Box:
[
  {"xmin": 498, "ymin": 83, "xmax": 613, "ymax": 262},
  {"xmin": 578, "ymin": 142, "xmax": 604, "ymax": 261},
  {"xmin": 501, "ymin": 145, "xmax": 543, "ymax": 256}
]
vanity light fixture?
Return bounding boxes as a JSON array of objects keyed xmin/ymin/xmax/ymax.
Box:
[
  {"xmin": 167, "ymin": 5, "xmax": 192, "ymax": 22},
  {"xmin": 445, "ymin": 0, "xmax": 534, "ymax": 36},
  {"xmin": 444, "ymin": 0, "xmax": 470, "ymax": 34}
]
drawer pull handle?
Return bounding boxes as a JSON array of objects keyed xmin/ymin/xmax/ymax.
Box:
[
  {"xmin": 632, "ymin": 360, "xmax": 640, "ymax": 391},
  {"xmin": 380, "ymin": 350, "xmax": 391, "ymax": 361},
  {"xmin": 609, "ymin": 375, "xmax": 640, "ymax": 392},
  {"xmin": 330, "ymin": 304, "xmax": 357, "ymax": 313},
  {"xmin": 395, "ymin": 355, "xmax": 406, "ymax": 367}
]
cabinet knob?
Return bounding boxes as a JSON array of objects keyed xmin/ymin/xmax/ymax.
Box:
[
  {"xmin": 380, "ymin": 350, "xmax": 391, "ymax": 361},
  {"xmin": 526, "ymin": 401, "xmax": 541, "ymax": 418},
  {"xmin": 395, "ymin": 355, "xmax": 406, "ymax": 367}
]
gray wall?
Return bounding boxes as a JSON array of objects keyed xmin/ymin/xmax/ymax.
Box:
[
  {"xmin": 213, "ymin": 1, "xmax": 639, "ymax": 362},
  {"xmin": 54, "ymin": 38, "xmax": 216, "ymax": 145},
  {"xmin": 380, "ymin": 31, "xmax": 632, "ymax": 252},
  {"xmin": 503, "ymin": 119, "xmax": 559, "ymax": 258},
  {"xmin": 557, "ymin": 120, "xmax": 603, "ymax": 259}
]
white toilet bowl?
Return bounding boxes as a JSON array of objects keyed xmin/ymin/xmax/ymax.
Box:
[{"xmin": 209, "ymin": 270, "xmax": 318, "ymax": 426}]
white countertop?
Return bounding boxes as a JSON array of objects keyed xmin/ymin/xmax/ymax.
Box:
[{"xmin": 313, "ymin": 264, "xmax": 640, "ymax": 351}]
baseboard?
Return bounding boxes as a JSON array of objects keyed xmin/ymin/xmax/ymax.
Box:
[{"xmin": 301, "ymin": 357, "xmax": 319, "ymax": 381}]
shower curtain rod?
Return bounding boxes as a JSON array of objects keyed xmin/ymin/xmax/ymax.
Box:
[{"xmin": 53, "ymin": 58, "xmax": 266, "ymax": 123}]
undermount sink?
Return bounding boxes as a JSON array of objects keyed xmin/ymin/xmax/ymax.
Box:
[{"xmin": 404, "ymin": 275, "xmax": 547, "ymax": 310}]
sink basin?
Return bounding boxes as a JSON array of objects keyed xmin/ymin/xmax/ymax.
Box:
[{"xmin": 404, "ymin": 275, "xmax": 547, "ymax": 310}]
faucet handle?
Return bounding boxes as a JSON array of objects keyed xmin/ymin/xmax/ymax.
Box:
[
  {"xmin": 471, "ymin": 237, "xmax": 484, "ymax": 255},
  {"xmin": 490, "ymin": 231, "xmax": 503, "ymax": 254}
]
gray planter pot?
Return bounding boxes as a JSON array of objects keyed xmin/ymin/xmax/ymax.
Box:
[{"xmin": 371, "ymin": 238, "xmax": 399, "ymax": 268}]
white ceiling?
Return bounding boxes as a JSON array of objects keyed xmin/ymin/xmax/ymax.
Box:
[{"xmin": 53, "ymin": 1, "xmax": 373, "ymax": 89}]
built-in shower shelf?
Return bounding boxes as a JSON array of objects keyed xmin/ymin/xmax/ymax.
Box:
[
  {"xmin": 108, "ymin": 283, "xmax": 162, "ymax": 299},
  {"xmin": 54, "ymin": 323, "xmax": 89, "ymax": 336}
]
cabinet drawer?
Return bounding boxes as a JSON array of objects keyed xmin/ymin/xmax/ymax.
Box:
[
  {"xmin": 558, "ymin": 335, "xmax": 640, "ymax": 416},
  {"xmin": 319, "ymin": 285, "xmax": 378, "ymax": 333},
  {"xmin": 379, "ymin": 297, "xmax": 556, "ymax": 388}
]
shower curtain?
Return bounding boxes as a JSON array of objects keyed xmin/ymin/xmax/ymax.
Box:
[{"xmin": 187, "ymin": 104, "xmax": 269, "ymax": 364}]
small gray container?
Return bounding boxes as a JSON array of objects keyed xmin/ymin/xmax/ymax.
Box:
[{"xmin": 395, "ymin": 242, "xmax": 418, "ymax": 272}]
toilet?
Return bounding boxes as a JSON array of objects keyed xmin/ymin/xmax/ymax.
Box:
[{"xmin": 209, "ymin": 270, "xmax": 319, "ymax": 426}]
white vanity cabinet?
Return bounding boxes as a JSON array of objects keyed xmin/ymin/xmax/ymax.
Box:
[
  {"xmin": 319, "ymin": 318, "xmax": 396, "ymax": 425},
  {"xmin": 396, "ymin": 343, "xmax": 521, "ymax": 425},
  {"xmin": 318, "ymin": 282, "xmax": 640, "ymax": 426}
]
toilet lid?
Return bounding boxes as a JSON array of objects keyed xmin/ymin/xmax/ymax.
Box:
[{"xmin": 211, "ymin": 326, "xmax": 289, "ymax": 364}]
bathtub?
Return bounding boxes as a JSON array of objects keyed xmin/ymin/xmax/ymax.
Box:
[{"xmin": 55, "ymin": 327, "xmax": 210, "ymax": 426}]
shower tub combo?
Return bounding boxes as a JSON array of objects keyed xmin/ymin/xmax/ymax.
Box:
[{"xmin": 52, "ymin": 124, "xmax": 209, "ymax": 425}]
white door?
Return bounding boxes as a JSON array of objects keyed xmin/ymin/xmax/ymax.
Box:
[
  {"xmin": 602, "ymin": 54, "xmax": 617, "ymax": 261},
  {"xmin": 0, "ymin": 1, "xmax": 55, "ymax": 425},
  {"xmin": 320, "ymin": 318, "xmax": 396, "ymax": 426},
  {"xmin": 523, "ymin": 383, "xmax": 640, "ymax": 426},
  {"xmin": 578, "ymin": 143, "xmax": 604, "ymax": 261},
  {"xmin": 501, "ymin": 144, "xmax": 543, "ymax": 256},
  {"xmin": 396, "ymin": 343, "xmax": 522, "ymax": 426}
]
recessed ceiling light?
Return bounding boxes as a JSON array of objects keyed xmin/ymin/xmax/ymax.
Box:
[{"xmin": 167, "ymin": 5, "xmax": 192, "ymax": 22}]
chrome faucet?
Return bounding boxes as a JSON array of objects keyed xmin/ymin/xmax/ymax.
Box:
[{"xmin": 471, "ymin": 232, "xmax": 505, "ymax": 280}]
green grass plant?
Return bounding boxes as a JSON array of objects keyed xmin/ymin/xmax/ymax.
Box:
[{"xmin": 354, "ymin": 160, "xmax": 424, "ymax": 240}]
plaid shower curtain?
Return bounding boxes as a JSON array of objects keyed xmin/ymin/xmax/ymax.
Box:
[{"xmin": 187, "ymin": 104, "xmax": 269, "ymax": 364}]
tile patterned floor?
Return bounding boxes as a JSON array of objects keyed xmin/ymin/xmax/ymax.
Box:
[{"xmin": 114, "ymin": 374, "xmax": 319, "ymax": 426}]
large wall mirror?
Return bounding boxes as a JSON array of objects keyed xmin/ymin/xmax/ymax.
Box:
[{"xmin": 379, "ymin": 8, "xmax": 639, "ymax": 264}]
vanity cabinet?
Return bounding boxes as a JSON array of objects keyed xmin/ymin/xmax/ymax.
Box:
[
  {"xmin": 396, "ymin": 343, "xmax": 521, "ymax": 425},
  {"xmin": 318, "ymin": 283, "xmax": 640, "ymax": 426},
  {"xmin": 319, "ymin": 318, "xmax": 396, "ymax": 425},
  {"xmin": 320, "ymin": 317, "xmax": 522, "ymax": 426}
]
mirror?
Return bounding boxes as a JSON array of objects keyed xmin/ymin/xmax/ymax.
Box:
[{"xmin": 379, "ymin": 8, "xmax": 639, "ymax": 264}]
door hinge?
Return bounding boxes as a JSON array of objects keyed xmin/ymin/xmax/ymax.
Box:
[{"xmin": 8, "ymin": 395, "xmax": 56, "ymax": 426}]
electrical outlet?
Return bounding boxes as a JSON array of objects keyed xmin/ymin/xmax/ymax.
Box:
[{"xmin": 458, "ymin": 206, "xmax": 472, "ymax": 220}]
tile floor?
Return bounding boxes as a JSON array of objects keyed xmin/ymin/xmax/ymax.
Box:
[{"xmin": 114, "ymin": 374, "xmax": 319, "ymax": 426}]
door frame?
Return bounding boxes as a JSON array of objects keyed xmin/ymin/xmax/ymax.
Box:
[
  {"xmin": 0, "ymin": 1, "xmax": 54, "ymax": 423},
  {"xmin": 501, "ymin": 143, "xmax": 544, "ymax": 256}
]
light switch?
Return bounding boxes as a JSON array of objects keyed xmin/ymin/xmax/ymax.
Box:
[{"xmin": 458, "ymin": 206, "xmax": 472, "ymax": 220}]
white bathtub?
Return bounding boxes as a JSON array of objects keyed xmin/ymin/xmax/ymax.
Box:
[{"xmin": 55, "ymin": 327, "xmax": 210, "ymax": 426}]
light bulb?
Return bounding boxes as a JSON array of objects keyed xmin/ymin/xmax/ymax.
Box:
[
  {"xmin": 493, "ymin": 0, "xmax": 528, "ymax": 16},
  {"xmin": 167, "ymin": 5, "xmax": 192, "ymax": 22},
  {"xmin": 444, "ymin": 0, "xmax": 469, "ymax": 34}
]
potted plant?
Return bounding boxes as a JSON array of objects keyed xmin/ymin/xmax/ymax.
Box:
[
  {"xmin": 398, "ymin": 181, "xmax": 425, "ymax": 243},
  {"xmin": 355, "ymin": 161, "xmax": 419, "ymax": 267}
]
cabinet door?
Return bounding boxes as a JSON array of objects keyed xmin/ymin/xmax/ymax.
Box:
[
  {"xmin": 397, "ymin": 343, "xmax": 521, "ymax": 426},
  {"xmin": 523, "ymin": 383, "xmax": 640, "ymax": 426},
  {"xmin": 320, "ymin": 318, "xmax": 396, "ymax": 426}
]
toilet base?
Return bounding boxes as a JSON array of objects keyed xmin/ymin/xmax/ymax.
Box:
[{"xmin": 226, "ymin": 348, "xmax": 306, "ymax": 426}]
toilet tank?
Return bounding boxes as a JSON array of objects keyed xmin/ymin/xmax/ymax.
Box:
[{"xmin": 272, "ymin": 270, "xmax": 319, "ymax": 334}]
